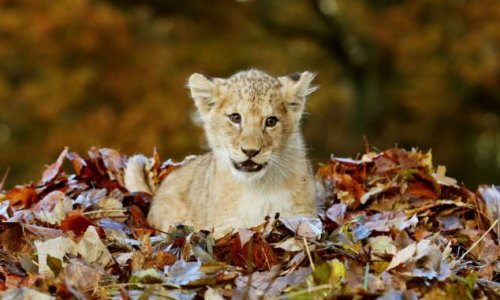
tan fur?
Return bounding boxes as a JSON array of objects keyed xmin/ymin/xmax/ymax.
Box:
[{"xmin": 125, "ymin": 69, "xmax": 318, "ymax": 236}]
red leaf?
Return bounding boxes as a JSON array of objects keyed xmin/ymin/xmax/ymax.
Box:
[
  {"xmin": 215, "ymin": 233, "xmax": 278, "ymax": 271},
  {"xmin": 60, "ymin": 211, "xmax": 92, "ymax": 236},
  {"xmin": 129, "ymin": 205, "xmax": 148, "ymax": 228}
]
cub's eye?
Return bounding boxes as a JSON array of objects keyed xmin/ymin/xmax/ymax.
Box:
[
  {"xmin": 228, "ymin": 113, "xmax": 241, "ymax": 124},
  {"xmin": 265, "ymin": 116, "xmax": 278, "ymax": 127}
]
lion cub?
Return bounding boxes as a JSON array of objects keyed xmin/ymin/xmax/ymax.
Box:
[{"xmin": 125, "ymin": 69, "xmax": 318, "ymax": 235}]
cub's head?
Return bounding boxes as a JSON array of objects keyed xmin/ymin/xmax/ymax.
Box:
[{"xmin": 188, "ymin": 69, "xmax": 317, "ymax": 181}]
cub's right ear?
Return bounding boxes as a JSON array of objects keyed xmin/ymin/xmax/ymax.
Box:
[{"xmin": 187, "ymin": 73, "xmax": 217, "ymax": 118}]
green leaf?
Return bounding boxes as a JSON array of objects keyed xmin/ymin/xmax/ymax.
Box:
[
  {"xmin": 129, "ymin": 268, "xmax": 164, "ymax": 284},
  {"xmin": 46, "ymin": 255, "xmax": 62, "ymax": 277}
]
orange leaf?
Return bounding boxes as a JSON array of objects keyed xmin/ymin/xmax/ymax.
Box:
[
  {"xmin": 406, "ymin": 182, "xmax": 438, "ymax": 199},
  {"xmin": 6, "ymin": 184, "xmax": 37, "ymax": 209}
]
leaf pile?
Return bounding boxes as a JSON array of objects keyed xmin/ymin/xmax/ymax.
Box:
[{"xmin": 0, "ymin": 147, "xmax": 498, "ymax": 299}]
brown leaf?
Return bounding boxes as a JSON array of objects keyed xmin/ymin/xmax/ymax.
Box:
[
  {"xmin": 129, "ymin": 205, "xmax": 149, "ymax": 229},
  {"xmin": 23, "ymin": 224, "xmax": 65, "ymax": 241},
  {"xmin": 155, "ymin": 251, "xmax": 177, "ymax": 269},
  {"xmin": 477, "ymin": 185, "xmax": 500, "ymax": 235},
  {"xmin": 0, "ymin": 222, "xmax": 26, "ymax": 253},
  {"xmin": 66, "ymin": 151, "xmax": 87, "ymax": 177},
  {"xmin": 413, "ymin": 228, "xmax": 432, "ymax": 241},
  {"xmin": 63, "ymin": 259, "xmax": 104, "ymax": 291},
  {"xmin": 335, "ymin": 174, "xmax": 366, "ymax": 207},
  {"xmin": 41, "ymin": 147, "xmax": 69, "ymax": 184},
  {"xmin": 235, "ymin": 233, "xmax": 278, "ymax": 271},
  {"xmin": 239, "ymin": 266, "xmax": 310, "ymax": 297},
  {"xmin": 130, "ymin": 251, "xmax": 146, "ymax": 272}
]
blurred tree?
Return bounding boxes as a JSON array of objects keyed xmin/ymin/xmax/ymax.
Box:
[
  {"xmin": 0, "ymin": 0, "xmax": 199, "ymax": 185},
  {"xmin": 254, "ymin": 0, "xmax": 500, "ymax": 184}
]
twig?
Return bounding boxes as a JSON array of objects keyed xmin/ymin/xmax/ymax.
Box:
[
  {"xmin": 142, "ymin": 223, "xmax": 172, "ymax": 235},
  {"xmin": 280, "ymin": 284, "xmax": 332, "ymax": 299},
  {"xmin": 303, "ymin": 237, "xmax": 315, "ymax": 272},
  {"xmin": 88, "ymin": 282, "xmax": 178, "ymax": 292},
  {"xmin": 363, "ymin": 263, "xmax": 369, "ymax": 291},
  {"xmin": 83, "ymin": 209, "xmax": 127, "ymax": 215},
  {"xmin": 405, "ymin": 199, "xmax": 469, "ymax": 216},
  {"xmin": 263, "ymin": 248, "xmax": 271, "ymax": 270},
  {"xmin": 363, "ymin": 136, "xmax": 370, "ymax": 154},
  {"xmin": 0, "ymin": 167, "xmax": 10, "ymax": 191},
  {"xmin": 459, "ymin": 219, "xmax": 499, "ymax": 261}
]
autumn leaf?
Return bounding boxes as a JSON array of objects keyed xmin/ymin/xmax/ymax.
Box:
[
  {"xmin": 33, "ymin": 191, "xmax": 72, "ymax": 225},
  {"xmin": 6, "ymin": 184, "xmax": 37, "ymax": 209},
  {"xmin": 60, "ymin": 211, "xmax": 92, "ymax": 236},
  {"xmin": 41, "ymin": 147, "xmax": 69, "ymax": 185}
]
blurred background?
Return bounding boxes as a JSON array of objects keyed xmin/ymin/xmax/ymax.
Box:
[{"xmin": 0, "ymin": 0, "xmax": 499, "ymax": 189}]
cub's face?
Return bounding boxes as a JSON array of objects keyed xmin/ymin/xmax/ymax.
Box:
[{"xmin": 188, "ymin": 70, "xmax": 317, "ymax": 181}]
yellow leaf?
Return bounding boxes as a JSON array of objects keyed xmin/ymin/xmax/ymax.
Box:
[{"xmin": 329, "ymin": 259, "xmax": 345, "ymax": 285}]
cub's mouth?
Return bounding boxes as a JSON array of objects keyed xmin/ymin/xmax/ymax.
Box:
[{"xmin": 232, "ymin": 160, "xmax": 267, "ymax": 172}]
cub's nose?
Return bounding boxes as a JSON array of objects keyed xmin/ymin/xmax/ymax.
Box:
[{"xmin": 241, "ymin": 148, "xmax": 261, "ymax": 158}]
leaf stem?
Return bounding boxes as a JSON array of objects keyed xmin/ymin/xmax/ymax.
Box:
[
  {"xmin": 459, "ymin": 219, "xmax": 498, "ymax": 261},
  {"xmin": 303, "ymin": 237, "xmax": 315, "ymax": 271},
  {"xmin": 363, "ymin": 263, "xmax": 369, "ymax": 291},
  {"xmin": 83, "ymin": 209, "xmax": 127, "ymax": 215},
  {"xmin": 280, "ymin": 284, "xmax": 332, "ymax": 299}
]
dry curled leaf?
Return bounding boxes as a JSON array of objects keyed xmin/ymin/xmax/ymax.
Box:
[{"xmin": 41, "ymin": 147, "xmax": 69, "ymax": 184}]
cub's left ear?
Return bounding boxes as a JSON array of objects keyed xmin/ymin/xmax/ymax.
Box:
[{"xmin": 278, "ymin": 71, "xmax": 318, "ymax": 113}]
